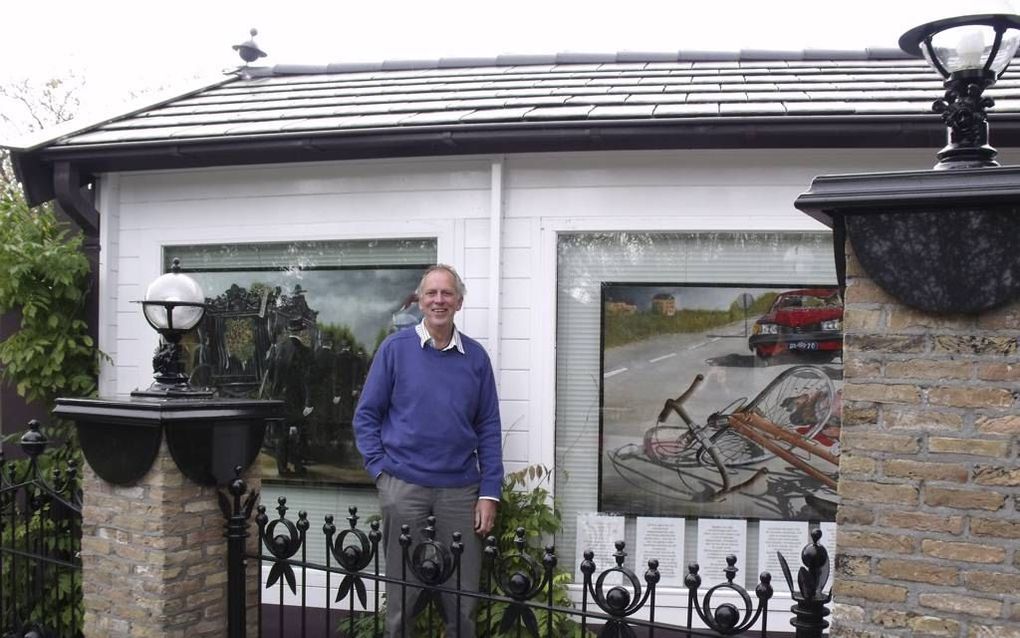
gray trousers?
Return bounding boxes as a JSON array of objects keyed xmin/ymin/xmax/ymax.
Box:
[{"xmin": 377, "ymin": 473, "xmax": 481, "ymax": 638}]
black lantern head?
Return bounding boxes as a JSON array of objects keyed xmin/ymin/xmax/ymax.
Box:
[
  {"xmin": 133, "ymin": 258, "xmax": 213, "ymax": 397},
  {"xmin": 900, "ymin": 13, "xmax": 1020, "ymax": 169}
]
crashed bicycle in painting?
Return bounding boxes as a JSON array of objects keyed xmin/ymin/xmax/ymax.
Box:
[
  {"xmin": 599, "ymin": 283, "xmax": 842, "ymax": 521},
  {"xmin": 608, "ymin": 366, "xmax": 841, "ymax": 518}
]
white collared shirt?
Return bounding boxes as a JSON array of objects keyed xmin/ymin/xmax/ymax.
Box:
[{"xmin": 415, "ymin": 320, "xmax": 465, "ymax": 354}]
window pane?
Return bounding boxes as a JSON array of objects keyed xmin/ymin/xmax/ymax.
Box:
[
  {"xmin": 166, "ymin": 239, "xmax": 436, "ymax": 487},
  {"xmin": 556, "ymin": 231, "xmax": 839, "ymax": 586}
]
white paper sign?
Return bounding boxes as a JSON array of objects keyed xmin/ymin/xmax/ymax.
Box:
[
  {"xmin": 696, "ymin": 518, "xmax": 747, "ymax": 585},
  {"xmin": 575, "ymin": 513, "xmax": 626, "ymax": 584},
  {"xmin": 635, "ymin": 517, "xmax": 686, "ymax": 586},
  {"xmin": 757, "ymin": 521, "xmax": 809, "ymax": 593}
]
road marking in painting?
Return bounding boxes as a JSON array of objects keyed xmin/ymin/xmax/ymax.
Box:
[
  {"xmin": 688, "ymin": 337, "xmax": 722, "ymax": 350},
  {"xmin": 604, "ymin": 367, "xmax": 628, "ymax": 378},
  {"xmin": 648, "ymin": 353, "xmax": 677, "ymax": 364}
]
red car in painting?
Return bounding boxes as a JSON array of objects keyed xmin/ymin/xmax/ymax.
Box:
[{"xmin": 749, "ymin": 288, "xmax": 843, "ymax": 360}]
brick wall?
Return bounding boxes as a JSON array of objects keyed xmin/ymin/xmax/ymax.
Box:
[
  {"xmin": 832, "ymin": 245, "xmax": 1020, "ymax": 638},
  {"xmin": 81, "ymin": 441, "xmax": 260, "ymax": 637}
]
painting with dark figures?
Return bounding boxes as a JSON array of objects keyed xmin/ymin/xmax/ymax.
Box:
[
  {"xmin": 599, "ymin": 282, "xmax": 843, "ymax": 521},
  {"xmin": 180, "ymin": 267, "xmax": 427, "ymax": 485}
]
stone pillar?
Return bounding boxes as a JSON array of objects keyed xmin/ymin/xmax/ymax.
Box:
[
  {"xmin": 81, "ymin": 440, "xmax": 261, "ymax": 637},
  {"xmin": 832, "ymin": 244, "xmax": 1020, "ymax": 638}
]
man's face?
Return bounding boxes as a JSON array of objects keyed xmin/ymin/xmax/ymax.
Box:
[{"xmin": 418, "ymin": 269, "xmax": 463, "ymax": 333}]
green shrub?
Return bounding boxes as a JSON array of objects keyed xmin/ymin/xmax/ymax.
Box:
[
  {"xmin": 0, "ymin": 190, "xmax": 96, "ymax": 407},
  {"xmin": 0, "ymin": 186, "xmax": 93, "ymax": 637},
  {"xmin": 476, "ymin": 464, "xmax": 587, "ymax": 637}
]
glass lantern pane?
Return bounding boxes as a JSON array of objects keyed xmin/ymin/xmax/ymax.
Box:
[
  {"xmin": 929, "ymin": 24, "xmax": 1001, "ymax": 74},
  {"xmin": 170, "ymin": 304, "xmax": 205, "ymax": 331},
  {"xmin": 143, "ymin": 303, "xmax": 169, "ymax": 330},
  {"xmin": 991, "ymin": 30, "xmax": 1020, "ymax": 75},
  {"xmin": 144, "ymin": 272, "xmax": 206, "ymax": 330}
]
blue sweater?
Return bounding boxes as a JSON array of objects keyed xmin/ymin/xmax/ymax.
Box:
[{"xmin": 353, "ymin": 328, "xmax": 504, "ymax": 499}]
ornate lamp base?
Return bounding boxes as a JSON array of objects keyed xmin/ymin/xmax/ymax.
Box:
[
  {"xmin": 131, "ymin": 381, "xmax": 216, "ymax": 398},
  {"xmin": 133, "ymin": 338, "xmax": 215, "ymax": 397},
  {"xmin": 933, "ymin": 72, "xmax": 998, "ymax": 170}
]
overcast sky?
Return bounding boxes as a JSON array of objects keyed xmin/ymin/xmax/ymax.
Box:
[{"xmin": 2, "ymin": 0, "xmax": 1019, "ymax": 137}]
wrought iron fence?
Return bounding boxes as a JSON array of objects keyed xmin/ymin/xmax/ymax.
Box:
[
  {"xmin": 0, "ymin": 420, "xmax": 83, "ymax": 638},
  {"xmin": 222, "ymin": 471, "xmax": 831, "ymax": 638}
]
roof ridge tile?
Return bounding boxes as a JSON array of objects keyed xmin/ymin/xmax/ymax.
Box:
[
  {"xmin": 250, "ymin": 48, "xmax": 925, "ymax": 78},
  {"xmin": 19, "ymin": 51, "xmax": 1020, "ymax": 158}
]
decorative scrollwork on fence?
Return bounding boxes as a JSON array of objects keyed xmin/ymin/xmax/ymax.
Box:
[
  {"xmin": 401, "ymin": 516, "xmax": 461, "ymax": 621},
  {"xmin": 217, "ymin": 468, "xmax": 259, "ymax": 523},
  {"xmin": 0, "ymin": 420, "xmax": 82, "ymax": 509},
  {"xmin": 685, "ymin": 555, "xmax": 774, "ymax": 635},
  {"xmin": 226, "ymin": 478, "xmax": 833, "ymax": 638},
  {"xmin": 0, "ymin": 420, "xmax": 84, "ymax": 638},
  {"xmin": 325, "ymin": 507, "xmax": 379, "ymax": 606},
  {"xmin": 778, "ymin": 528, "xmax": 831, "ymax": 635},
  {"xmin": 485, "ymin": 527, "xmax": 556, "ymax": 635},
  {"xmin": 580, "ymin": 541, "xmax": 659, "ymax": 638},
  {"xmin": 256, "ymin": 497, "xmax": 306, "ymax": 594}
]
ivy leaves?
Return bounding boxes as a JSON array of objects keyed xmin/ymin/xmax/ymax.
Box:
[{"xmin": 0, "ymin": 189, "xmax": 96, "ymax": 404}]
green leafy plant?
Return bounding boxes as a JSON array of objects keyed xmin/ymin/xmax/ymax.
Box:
[
  {"xmin": 0, "ymin": 186, "xmax": 92, "ymax": 637},
  {"xmin": 477, "ymin": 464, "xmax": 588, "ymax": 637},
  {"xmin": 0, "ymin": 189, "xmax": 96, "ymax": 406}
]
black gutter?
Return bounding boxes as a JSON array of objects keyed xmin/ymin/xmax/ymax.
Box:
[
  {"xmin": 52, "ymin": 161, "xmax": 101, "ymax": 351},
  {"xmin": 14, "ymin": 113, "xmax": 1020, "ymax": 207},
  {"xmin": 53, "ymin": 162, "xmax": 99, "ymax": 236}
]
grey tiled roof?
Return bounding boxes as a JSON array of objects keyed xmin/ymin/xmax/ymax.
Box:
[{"xmin": 18, "ymin": 49, "xmax": 1020, "ymax": 151}]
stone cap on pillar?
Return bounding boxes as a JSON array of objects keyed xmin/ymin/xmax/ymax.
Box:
[
  {"xmin": 795, "ymin": 164, "xmax": 1020, "ymax": 226},
  {"xmin": 794, "ymin": 165, "xmax": 1020, "ymax": 314},
  {"xmin": 54, "ymin": 395, "xmax": 283, "ymax": 486}
]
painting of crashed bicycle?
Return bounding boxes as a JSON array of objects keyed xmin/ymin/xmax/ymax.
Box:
[{"xmin": 599, "ymin": 283, "xmax": 843, "ymax": 521}]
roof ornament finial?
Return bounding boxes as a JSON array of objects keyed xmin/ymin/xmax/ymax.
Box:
[{"xmin": 233, "ymin": 28, "xmax": 267, "ymax": 66}]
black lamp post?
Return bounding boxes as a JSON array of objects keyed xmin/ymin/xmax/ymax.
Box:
[
  {"xmin": 795, "ymin": 12, "xmax": 1020, "ymax": 315},
  {"xmin": 899, "ymin": 14, "xmax": 1020, "ymax": 169},
  {"xmin": 55, "ymin": 259, "xmax": 282, "ymax": 485},
  {"xmin": 133, "ymin": 257, "xmax": 213, "ymax": 397}
]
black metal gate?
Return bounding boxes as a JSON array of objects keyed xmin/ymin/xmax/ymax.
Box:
[
  {"xmin": 0, "ymin": 420, "xmax": 83, "ymax": 638},
  {"xmin": 222, "ymin": 471, "xmax": 831, "ymax": 638}
]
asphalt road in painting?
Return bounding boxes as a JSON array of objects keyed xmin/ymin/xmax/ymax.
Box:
[{"xmin": 599, "ymin": 320, "xmax": 841, "ymax": 521}]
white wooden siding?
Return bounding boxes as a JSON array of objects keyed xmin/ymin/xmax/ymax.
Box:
[
  {"xmin": 96, "ymin": 174, "xmax": 122, "ymax": 397},
  {"xmin": 98, "ymin": 147, "xmax": 934, "ymax": 460},
  {"xmin": 96, "ymin": 145, "xmax": 944, "ymax": 615}
]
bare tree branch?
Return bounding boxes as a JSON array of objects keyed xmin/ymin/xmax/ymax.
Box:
[
  {"xmin": 0, "ymin": 74, "xmax": 82, "ymax": 193},
  {"xmin": 0, "ymin": 74, "xmax": 82, "ymax": 135}
]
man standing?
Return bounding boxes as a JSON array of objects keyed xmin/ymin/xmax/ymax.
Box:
[{"xmin": 354, "ymin": 264, "xmax": 503, "ymax": 637}]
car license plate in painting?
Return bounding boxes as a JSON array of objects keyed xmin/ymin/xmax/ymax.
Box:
[{"xmin": 790, "ymin": 341, "xmax": 818, "ymax": 351}]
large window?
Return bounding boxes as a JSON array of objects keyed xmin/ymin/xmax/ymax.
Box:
[
  {"xmin": 166, "ymin": 239, "xmax": 436, "ymax": 487},
  {"xmin": 556, "ymin": 232, "xmax": 840, "ymax": 587}
]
